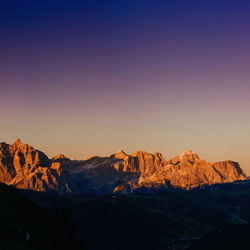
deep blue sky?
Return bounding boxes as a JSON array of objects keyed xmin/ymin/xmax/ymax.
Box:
[{"xmin": 1, "ymin": 0, "xmax": 250, "ymax": 172}]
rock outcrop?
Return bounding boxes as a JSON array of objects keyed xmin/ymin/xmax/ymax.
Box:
[
  {"xmin": 0, "ymin": 139, "xmax": 247, "ymax": 194},
  {"xmin": 0, "ymin": 139, "xmax": 70, "ymax": 193}
]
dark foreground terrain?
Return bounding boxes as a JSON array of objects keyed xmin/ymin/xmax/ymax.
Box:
[
  {"xmin": 2, "ymin": 181, "xmax": 250, "ymax": 249},
  {"xmin": 22, "ymin": 180, "xmax": 250, "ymax": 250},
  {"xmin": 188, "ymin": 223, "xmax": 250, "ymax": 250},
  {"xmin": 0, "ymin": 183, "xmax": 85, "ymax": 250}
]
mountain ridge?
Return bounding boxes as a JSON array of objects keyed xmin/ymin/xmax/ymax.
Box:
[{"xmin": 0, "ymin": 139, "xmax": 247, "ymax": 194}]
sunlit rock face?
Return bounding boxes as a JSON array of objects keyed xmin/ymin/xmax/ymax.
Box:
[
  {"xmin": 0, "ymin": 139, "xmax": 247, "ymax": 194},
  {"xmin": 0, "ymin": 139, "xmax": 70, "ymax": 193},
  {"xmin": 163, "ymin": 151, "xmax": 246, "ymax": 190}
]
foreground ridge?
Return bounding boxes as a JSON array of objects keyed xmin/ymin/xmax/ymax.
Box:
[{"xmin": 0, "ymin": 139, "xmax": 247, "ymax": 194}]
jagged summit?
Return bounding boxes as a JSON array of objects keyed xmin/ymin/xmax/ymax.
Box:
[
  {"xmin": 14, "ymin": 138, "xmax": 22, "ymax": 144},
  {"xmin": 9, "ymin": 138, "xmax": 29, "ymax": 153},
  {"xmin": 111, "ymin": 150, "xmax": 128, "ymax": 159},
  {"xmin": 13, "ymin": 138, "xmax": 23, "ymax": 147},
  {"xmin": 115, "ymin": 149, "xmax": 127, "ymax": 155},
  {"xmin": 181, "ymin": 149, "xmax": 193, "ymax": 155},
  {"xmin": 0, "ymin": 139, "xmax": 69, "ymax": 193},
  {"xmin": 180, "ymin": 149, "xmax": 200, "ymax": 161}
]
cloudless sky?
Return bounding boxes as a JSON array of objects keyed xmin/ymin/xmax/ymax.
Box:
[{"xmin": 1, "ymin": 0, "xmax": 250, "ymax": 173}]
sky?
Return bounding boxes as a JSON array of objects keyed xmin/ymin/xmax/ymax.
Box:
[{"xmin": 0, "ymin": 0, "xmax": 250, "ymax": 173}]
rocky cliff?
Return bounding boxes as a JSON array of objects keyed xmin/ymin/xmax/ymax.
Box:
[
  {"xmin": 0, "ymin": 139, "xmax": 247, "ymax": 194},
  {"xmin": 0, "ymin": 139, "xmax": 70, "ymax": 193}
]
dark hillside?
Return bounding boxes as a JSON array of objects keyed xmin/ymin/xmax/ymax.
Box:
[{"xmin": 0, "ymin": 183, "xmax": 86, "ymax": 250}]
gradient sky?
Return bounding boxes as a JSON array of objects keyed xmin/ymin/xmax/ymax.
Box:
[{"xmin": 1, "ymin": 1, "xmax": 250, "ymax": 173}]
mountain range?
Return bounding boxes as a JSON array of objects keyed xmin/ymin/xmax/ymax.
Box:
[{"xmin": 0, "ymin": 139, "xmax": 247, "ymax": 194}]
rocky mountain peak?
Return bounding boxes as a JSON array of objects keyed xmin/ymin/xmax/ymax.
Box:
[
  {"xmin": 179, "ymin": 149, "xmax": 200, "ymax": 162},
  {"xmin": 181, "ymin": 149, "xmax": 193, "ymax": 155},
  {"xmin": 12, "ymin": 138, "xmax": 23, "ymax": 148},
  {"xmin": 0, "ymin": 139, "xmax": 69, "ymax": 193},
  {"xmin": 10, "ymin": 138, "xmax": 31, "ymax": 154},
  {"xmin": 111, "ymin": 150, "xmax": 128, "ymax": 159},
  {"xmin": 14, "ymin": 138, "xmax": 22, "ymax": 144}
]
